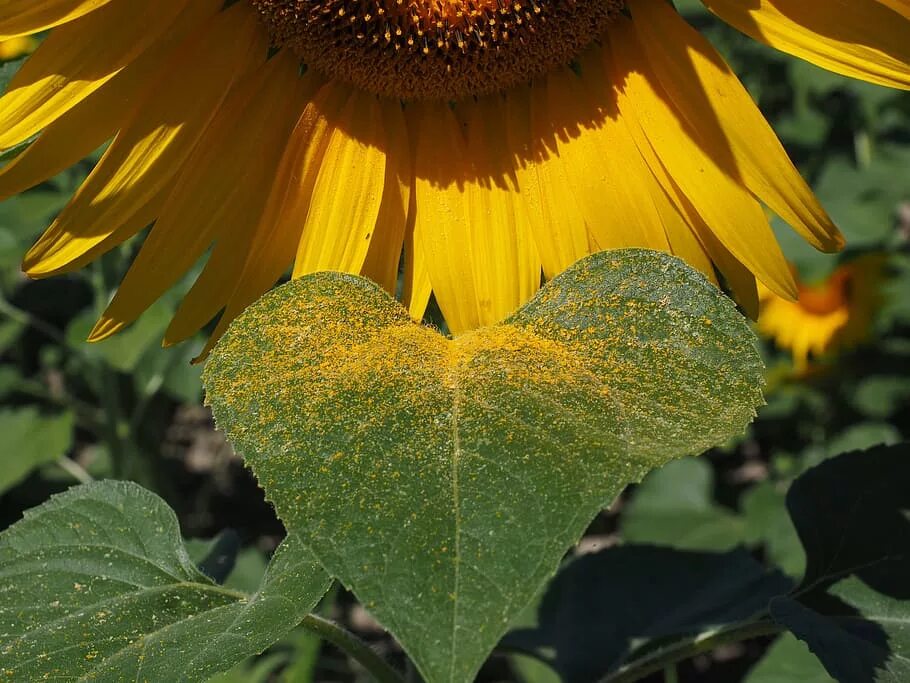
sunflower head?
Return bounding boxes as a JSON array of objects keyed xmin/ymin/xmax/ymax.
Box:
[
  {"xmin": 8, "ymin": 0, "xmax": 910, "ymax": 353},
  {"xmin": 758, "ymin": 255, "xmax": 887, "ymax": 372},
  {"xmin": 250, "ymin": 0, "xmax": 624, "ymax": 99}
]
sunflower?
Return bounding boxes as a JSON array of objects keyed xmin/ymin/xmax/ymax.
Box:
[
  {"xmin": 1, "ymin": 0, "xmax": 907, "ymax": 354},
  {"xmin": 758, "ymin": 255, "xmax": 887, "ymax": 371}
]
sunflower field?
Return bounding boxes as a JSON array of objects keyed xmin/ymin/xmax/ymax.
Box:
[{"xmin": 1, "ymin": 1, "xmax": 909, "ymax": 682}]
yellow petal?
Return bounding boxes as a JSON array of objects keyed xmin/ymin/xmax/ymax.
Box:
[
  {"xmin": 703, "ymin": 0, "xmax": 910, "ymax": 89},
  {"xmin": 413, "ymin": 101, "xmax": 480, "ymax": 333},
  {"xmin": 675, "ymin": 187, "xmax": 760, "ymax": 319},
  {"xmin": 649, "ymin": 182, "xmax": 718, "ymax": 286},
  {"xmin": 401, "ymin": 211, "xmax": 432, "ymax": 323},
  {"xmin": 606, "ymin": 18, "xmax": 796, "ymax": 299},
  {"xmin": 0, "ymin": 0, "xmax": 116, "ymax": 39},
  {"xmin": 462, "ymin": 97, "xmax": 541, "ymax": 323},
  {"xmin": 542, "ymin": 56, "xmax": 670, "ymax": 254},
  {"xmin": 516, "ymin": 85, "xmax": 589, "ymax": 279},
  {"xmin": 91, "ymin": 52, "xmax": 304, "ymax": 341},
  {"xmin": 602, "ymin": 81, "xmax": 756, "ymax": 312},
  {"xmin": 292, "ymin": 89, "xmax": 387, "ymax": 277},
  {"xmin": 631, "ymin": 0, "xmax": 843, "ymax": 253},
  {"xmin": 414, "ymin": 99, "xmax": 541, "ymax": 333},
  {"xmin": 362, "ymin": 100, "xmax": 412, "ymax": 294},
  {"xmin": 194, "ymin": 81, "xmax": 349, "ymax": 359},
  {"xmin": 166, "ymin": 61, "xmax": 326, "ymax": 346},
  {"xmin": 879, "ymin": 0, "xmax": 910, "ymax": 21},
  {"xmin": 22, "ymin": 2, "xmax": 266, "ymax": 277},
  {"xmin": 0, "ymin": 0, "xmax": 191, "ymax": 149},
  {"xmin": 0, "ymin": 0, "xmax": 222, "ymax": 200}
]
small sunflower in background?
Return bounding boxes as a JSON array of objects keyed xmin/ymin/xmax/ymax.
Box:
[
  {"xmin": 0, "ymin": 0, "xmax": 908, "ymax": 352},
  {"xmin": 758, "ymin": 255, "xmax": 888, "ymax": 372}
]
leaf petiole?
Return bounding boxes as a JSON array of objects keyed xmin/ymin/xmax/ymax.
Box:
[
  {"xmin": 601, "ymin": 618, "xmax": 783, "ymax": 683},
  {"xmin": 298, "ymin": 614, "xmax": 406, "ymax": 683}
]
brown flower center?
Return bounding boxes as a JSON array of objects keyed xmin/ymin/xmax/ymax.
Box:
[
  {"xmin": 798, "ymin": 268, "xmax": 851, "ymax": 316},
  {"xmin": 250, "ymin": 0, "xmax": 624, "ymax": 100}
]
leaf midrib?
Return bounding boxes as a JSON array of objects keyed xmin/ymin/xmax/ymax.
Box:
[
  {"xmin": 441, "ymin": 324, "xmax": 632, "ymax": 681},
  {"xmin": 449, "ymin": 354, "xmax": 463, "ymax": 683},
  {"xmin": 3, "ymin": 580, "xmax": 247, "ymax": 675},
  {"xmin": 0, "ymin": 541, "xmax": 204, "ymax": 587}
]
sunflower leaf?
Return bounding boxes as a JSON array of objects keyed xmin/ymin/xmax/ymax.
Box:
[
  {"xmin": 0, "ymin": 407, "xmax": 74, "ymax": 495},
  {"xmin": 0, "ymin": 480, "xmax": 332, "ymax": 681},
  {"xmin": 769, "ymin": 443, "xmax": 910, "ymax": 682},
  {"xmin": 502, "ymin": 546, "xmax": 793, "ymax": 682},
  {"xmin": 203, "ymin": 248, "xmax": 765, "ymax": 683}
]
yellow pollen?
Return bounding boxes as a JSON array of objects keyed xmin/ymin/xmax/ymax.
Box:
[{"xmin": 250, "ymin": 0, "xmax": 625, "ymax": 100}]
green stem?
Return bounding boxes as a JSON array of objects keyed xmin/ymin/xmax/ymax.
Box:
[
  {"xmin": 129, "ymin": 348, "xmax": 184, "ymax": 433},
  {"xmin": 97, "ymin": 363, "xmax": 135, "ymax": 479},
  {"xmin": 601, "ymin": 619, "xmax": 783, "ymax": 683},
  {"xmin": 90, "ymin": 259, "xmax": 146, "ymax": 481},
  {"xmin": 56, "ymin": 456, "xmax": 94, "ymax": 484},
  {"xmin": 298, "ymin": 614, "xmax": 405, "ymax": 683},
  {"xmin": 0, "ymin": 296, "xmax": 71, "ymax": 349},
  {"xmin": 12, "ymin": 375, "xmax": 104, "ymax": 429}
]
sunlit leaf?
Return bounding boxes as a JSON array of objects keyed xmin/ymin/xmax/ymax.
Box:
[{"xmin": 205, "ymin": 249, "xmax": 765, "ymax": 682}]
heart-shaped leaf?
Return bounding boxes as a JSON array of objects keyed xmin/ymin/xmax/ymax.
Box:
[
  {"xmin": 0, "ymin": 481, "xmax": 331, "ymax": 681},
  {"xmin": 204, "ymin": 249, "xmax": 764, "ymax": 682}
]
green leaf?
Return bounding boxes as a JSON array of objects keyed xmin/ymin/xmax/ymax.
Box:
[
  {"xmin": 0, "ymin": 407, "xmax": 74, "ymax": 494},
  {"xmin": 851, "ymin": 376, "xmax": 910, "ymax": 420},
  {"xmin": 0, "ymin": 318, "xmax": 24, "ymax": 352},
  {"xmin": 0, "ymin": 56, "xmax": 27, "ymax": 94},
  {"xmin": 0, "ymin": 366, "xmax": 21, "ymax": 399},
  {"xmin": 66, "ymin": 299, "xmax": 173, "ymax": 372},
  {"xmin": 744, "ymin": 634, "xmax": 834, "ymax": 683},
  {"xmin": 771, "ymin": 444, "xmax": 910, "ymax": 682},
  {"xmin": 0, "ymin": 481, "xmax": 332, "ymax": 681},
  {"xmin": 186, "ymin": 533, "xmax": 269, "ymax": 595},
  {"xmin": 742, "ymin": 481, "xmax": 805, "ymax": 579},
  {"xmin": 205, "ymin": 653, "xmax": 287, "ymax": 683},
  {"xmin": 204, "ymin": 249, "xmax": 765, "ymax": 682},
  {"xmin": 502, "ymin": 546, "xmax": 792, "ymax": 682},
  {"xmin": 621, "ymin": 458, "xmax": 747, "ymax": 552},
  {"xmin": 771, "ymin": 593, "xmax": 910, "ymax": 683},
  {"xmin": 510, "ymin": 653, "xmax": 561, "ymax": 683},
  {"xmin": 823, "ymin": 423, "xmax": 901, "ymax": 459}
]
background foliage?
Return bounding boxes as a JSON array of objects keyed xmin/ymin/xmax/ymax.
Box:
[{"xmin": 1, "ymin": 2, "xmax": 909, "ymax": 681}]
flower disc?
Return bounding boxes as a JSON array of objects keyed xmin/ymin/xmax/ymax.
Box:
[{"xmin": 251, "ymin": 0, "xmax": 624, "ymax": 100}]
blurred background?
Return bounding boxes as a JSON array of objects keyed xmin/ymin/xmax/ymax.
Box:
[{"xmin": 1, "ymin": 2, "xmax": 908, "ymax": 681}]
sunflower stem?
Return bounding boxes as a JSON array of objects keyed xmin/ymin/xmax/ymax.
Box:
[
  {"xmin": 91, "ymin": 258, "xmax": 146, "ymax": 483},
  {"xmin": 599, "ymin": 618, "xmax": 782, "ymax": 683},
  {"xmin": 298, "ymin": 614, "xmax": 405, "ymax": 683}
]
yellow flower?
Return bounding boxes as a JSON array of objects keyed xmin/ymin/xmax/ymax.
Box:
[
  {"xmin": 0, "ymin": 0, "xmax": 906, "ymax": 351},
  {"xmin": 758, "ymin": 255, "xmax": 886, "ymax": 371}
]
